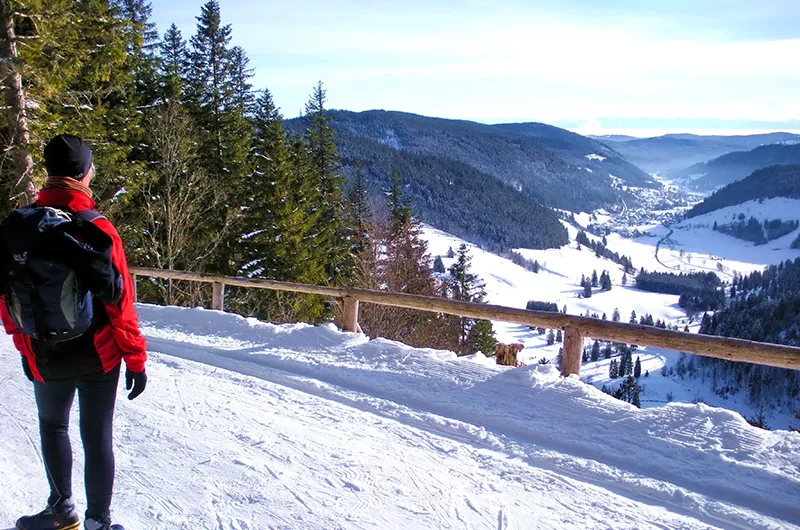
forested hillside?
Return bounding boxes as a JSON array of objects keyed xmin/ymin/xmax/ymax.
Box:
[
  {"xmin": 686, "ymin": 165, "xmax": 800, "ymax": 218},
  {"xmin": 697, "ymin": 259, "xmax": 800, "ymax": 413},
  {"xmin": 676, "ymin": 143, "xmax": 800, "ymax": 191},
  {"xmin": 492, "ymin": 122, "xmax": 656, "ymax": 188},
  {"xmin": 337, "ymin": 137, "xmax": 569, "ymax": 251},
  {"xmin": 291, "ymin": 110, "xmax": 651, "ymax": 213}
]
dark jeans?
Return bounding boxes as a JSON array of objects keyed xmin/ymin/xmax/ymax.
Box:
[{"xmin": 33, "ymin": 365, "xmax": 120, "ymax": 521}]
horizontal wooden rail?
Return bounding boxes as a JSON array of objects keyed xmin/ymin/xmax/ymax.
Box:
[{"xmin": 130, "ymin": 266, "xmax": 800, "ymax": 375}]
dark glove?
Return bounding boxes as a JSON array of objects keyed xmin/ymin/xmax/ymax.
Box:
[
  {"xmin": 21, "ymin": 356, "xmax": 33, "ymax": 382},
  {"xmin": 125, "ymin": 369, "xmax": 147, "ymax": 400}
]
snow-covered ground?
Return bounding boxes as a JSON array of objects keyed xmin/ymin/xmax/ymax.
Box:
[
  {"xmin": 652, "ymin": 197, "xmax": 800, "ymax": 276},
  {"xmin": 422, "ymin": 220, "xmax": 800, "ymax": 430},
  {"xmin": 2, "ymin": 305, "xmax": 799, "ymax": 529}
]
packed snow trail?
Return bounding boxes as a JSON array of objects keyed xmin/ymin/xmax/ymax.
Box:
[{"xmin": 0, "ymin": 305, "xmax": 798, "ymax": 529}]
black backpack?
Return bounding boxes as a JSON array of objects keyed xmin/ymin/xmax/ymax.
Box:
[{"xmin": 1, "ymin": 206, "xmax": 122, "ymax": 344}]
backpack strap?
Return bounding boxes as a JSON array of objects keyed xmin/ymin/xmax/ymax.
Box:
[{"xmin": 73, "ymin": 209, "xmax": 106, "ymax": 223}]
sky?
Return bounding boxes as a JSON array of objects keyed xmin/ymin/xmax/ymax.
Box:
[{"xmin": 151, "ymin": 0, "xmax": 800, "ymax": 137}]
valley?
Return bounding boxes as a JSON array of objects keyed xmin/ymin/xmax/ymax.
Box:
[{"xmin": 421, "ymin": 181, "xmax": 800, "ymax": 430}]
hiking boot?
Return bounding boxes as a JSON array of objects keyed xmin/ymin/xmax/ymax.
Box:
[
  {"xmin": 16, "ymin": 497, "xmax": 80, "ymax": 530},
  {"xmin": 84, "ymin": 518, "xmax": 124, "ymax": 530}
]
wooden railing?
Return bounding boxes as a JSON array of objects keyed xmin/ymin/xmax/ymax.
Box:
[{"xmin": 130, "ymin": 267, "xmax": 800, "ymax": 375}]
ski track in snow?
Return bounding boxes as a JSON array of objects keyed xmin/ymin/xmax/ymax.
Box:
[{"xmin": 2, "ymin": 304, "xmax": 798, "ymax": 529}]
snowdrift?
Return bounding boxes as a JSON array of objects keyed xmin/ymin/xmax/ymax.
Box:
[{"xmin": 0, "ymin": 304, "xmax": 798, "ymax": 529}]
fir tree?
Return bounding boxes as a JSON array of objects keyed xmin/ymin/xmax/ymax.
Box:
[
  {"xmin": 634, "ymin": 356, "xmax": 642, "ymax": 378},
  {"xmin": 547, "ymin": 329, "xmax": 555, "ymax": 346},
  {"xmin": 304, "ymin": 81, "xmax": 349, "ymax": 283},
  {"xmin": 447, "ymin": 243, "xmax": 493, "ymax": 354},
  {"xmin": 185, "ymin": 0, "xmax": 254, "ymax": 273},
  {"xmin": 614, "ymin": 376, "xmax": 643, "ymax": 407},
  {"xmin": 630, "ymin": 310, "xmax": 637, "ymax": 324},
  {"xmin": 609, "ymin": 359, "xmax": 619, "ymax": 378},
  {"xmin": 345, "ymin": 165, "xmax": 374, "ymax": 263},
  {"xmin": 612, "ymin": 308, "xmax": 621, "ymax": 322},
  {"xmin": 235, "ymin": 88, "xmax": 326, "ymax": 322},
  {"xmin": 465, "ymin": 320, "xmax": 497, "ymax": 356},
  {"xmin": 357, "ymin": 171, "xmax": 449, "ymax": 349},
  {"xmin": 591, "ymin": 270, "xmax": 599, "ymax": 287},
  {"xmin": 556, "ymin": 329, "xmax": 563, "ymax": 343},
  {"xmin": 600, "ymin": 270, "xmax": 612, "ymax": 291},
  {"xmin": 159, "ymin": 24, "xmax": 190, "ymax": 100},
  {"xmin": 591, "ymin": 340, "xmax": 601, "ymax": 362},
  {"xmin": 433, "ymin": 256, "xmax": 446, "ymax": 274}
]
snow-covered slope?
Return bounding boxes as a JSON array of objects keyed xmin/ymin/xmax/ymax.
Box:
[
  {"xmin": 611, "ymin": 198, "xmax": 800, "ymax": 279},
  {"xmin": 422, "ymin": 223, "xmax": 800, "ymax": 429},
  {"xmin": 2, "ymin": 305, "xmax": 799, "ymax": 529}
]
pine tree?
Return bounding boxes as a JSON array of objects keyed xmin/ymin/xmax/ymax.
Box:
[
  {"xmin": 614, "ymin": 376, "xmax": 643, "ymax": 407},
  {"xmin": 304, "ymin": 81, "xmax": 349, "ymax": 283},
  {"xmin": 547, "ymin": 329, "xmax": 555, "ymax": 345},
  {"xmin": 591, "ymin": 270, "xmax": 599, "ymax": 287},
  {"xmin": 16, "ymin": 0, "xmax": 147, "ymax": 211},
  {"xmin": 630, "ymin": 310, "xmax": 637, "ymax": 324},
  {"xmin": 600, "ymin": 270, "xmax": 612, "ymax": 291},
  {"xmin": 634, "ymin": 356, "xmax": 642, "ymax": 378},
  {"xmin": 344, "ymin": 165, "xmax": 374, "ymax": 265},
  {"xmin": 612, "ymin": 308, "xmax": 621, "ymax": 322},
  {"xmin": 556, "ymin": 329, "xmax": 563, "ymax": 343},
  {"xmin": 159, "ymin": 24, "xmax": 190, "ymax": 100},
  {"xmin": 236, "ymin": 89, "xmax": 326, "ymax": 322},
  {"xmin": 591, "ymin": 340, "xmax": 600, "ymax": 362},
  {"xmin": 448, "ymin": 243, "xmax": 492, "ymax": 354},
  {"xmin": 185, "ymin": 0, "xmax": 254, "ymax": 274},
  {"xmin": 622, "ymin": 273, "xmax": 628, "ymax": 286},
  {"xmin": 433, "ymin": 256, "xmax": 446, "ymax": 274},
  {"xmin": 609, "ymin": 359, "xmax": 619, "ymax": 378},
  {"xmin": 358, "ymin": 171, "xmax": 448, "ymax": 348},
  {"xmin": 465, "ymin": 319, "xmax": 497, "ymax": 356}
]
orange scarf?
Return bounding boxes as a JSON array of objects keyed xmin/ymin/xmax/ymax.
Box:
[{"xmin": 42, "ymin": 176, "xmax": 93, "ymax": 199}]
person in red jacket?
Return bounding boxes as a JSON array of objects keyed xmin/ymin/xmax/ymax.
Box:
[{"xmin": 1, "ymin": 135, "xmax": 147, "ymax": 530}]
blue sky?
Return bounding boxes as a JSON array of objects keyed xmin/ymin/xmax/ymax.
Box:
[{"xmin": 151, "ymin": 0, "xmax": 800, "ymax": 136}]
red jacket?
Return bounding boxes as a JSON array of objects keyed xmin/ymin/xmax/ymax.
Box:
[{"xmin": 0, "ymin": 189, "xmax": 147, "ymax": 382}]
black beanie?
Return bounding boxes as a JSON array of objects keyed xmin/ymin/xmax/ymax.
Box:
[{"xmin": 43, "ymin": 134, "xmax": 93, "ymax": 177}]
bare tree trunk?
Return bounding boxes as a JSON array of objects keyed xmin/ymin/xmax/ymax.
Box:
[{"xmin": 0, "ymin": 0, "xmax": 36, "ymax": 206}]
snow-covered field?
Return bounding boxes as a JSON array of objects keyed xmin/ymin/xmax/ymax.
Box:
[
  {"xmin": 2, "ymin": 305, "xmax": 799, "ymax": 529},
  {"xmin": 421, "ymin": 219, "xmax": 800, "ymax": 430}
]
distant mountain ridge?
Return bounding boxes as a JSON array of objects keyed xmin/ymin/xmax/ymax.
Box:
[
  {"xmin": 674, "ymin": 143, "xmax": 800, "ymax": 191},
  {"xmin": 685, "ymin": 164, "xmax": 800, "ymax": 218},
  {"xmin": 318, "ymin": 110, "xmax": 657, "ymax": 213},
  {"xmin": 598, "ymin": 132, "xmax": 800, "ymax": 176}
]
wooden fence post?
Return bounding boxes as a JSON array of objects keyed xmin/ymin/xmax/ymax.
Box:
[
  {"xmin": 561, "ymin": 326, "xmax": 583, "ymax": 377},
  {"xmin": 212, "ymin": 282, "xmax": 225, "ymax": 311},
  {"xmin": 132, "ymin": 274, "xmax": 137, "ymax": 303},
  {"xmin": 342, "ymin": 296, "xmax": 360, "ymax": 333}
]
